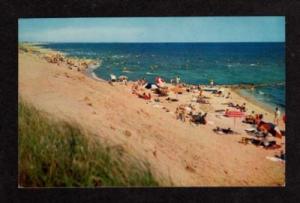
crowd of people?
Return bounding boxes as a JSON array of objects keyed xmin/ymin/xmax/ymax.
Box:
[{"xmin": 109, "ymin": 73, "xmax": 285, "ymax": 151}]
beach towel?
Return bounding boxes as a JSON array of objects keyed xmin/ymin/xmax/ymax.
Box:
[
  {"xmin": 145, "ymin": 83, "xmax": 158, "ymax": 89},
  {"xmin": 266, "ymin": 156, "xmax": 285, "ymax": 162}
]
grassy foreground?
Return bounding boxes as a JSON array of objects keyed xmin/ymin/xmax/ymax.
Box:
[{"xmin": 18, "ymin": 100, "xmax": 159, "ymax": 187}]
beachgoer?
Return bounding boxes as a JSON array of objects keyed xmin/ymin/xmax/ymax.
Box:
[
  {"xmin": 199, "ymin": 88, "xmax": 203, "ymax": 97},
  {"xmin": 175, "ymin": 75, "xmax": 180, "ymax": 85},
  {"xmin": 176, "ymin": 107, "xmax": 186, "ymax": 122},
  {"xmin": 210, "ymin": 80, "xmax": 214, "ymax": 87},
  {"xmin": 216, "ymin": 90, "xmax": 222, "ymax": 97},
  {"xmin": 110, "ymin": 74, "xmax": 117, "ymax": 82},
  {"xmin": 274, "ymin": 107, "xmax": 281, "ymax": 125},
  {"xmin": 141, "ymin": 78, "xmax": 147, "ymax": 85},
  {"xmin": 257, "ymin": 118, "xmax": 282, "ymax": 138},
  {"xmin": 226, "ymin": 92, "xmax": 231, "ymax": 99},
  {"xmin": 145, "ymin": 93, "xmax": 151, "ymax": 100},
  {"xmin": 156, "ymin": 76, "xmax": 165, "ymax": 87},
  {"xmin": 240, "ymin": 103, "xmax": 246, "ymax": 112}
]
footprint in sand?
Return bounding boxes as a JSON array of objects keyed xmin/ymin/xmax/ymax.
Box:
[
  {"xmin": 184, "ymin": 160, "xmax": 197, "ymax": 173},
  {"xmin": 185, "ymin": 163, "xmax": 196, "ymax": 173}
]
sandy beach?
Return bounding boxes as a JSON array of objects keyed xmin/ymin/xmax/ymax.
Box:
[{"xmin": 18, "ymin": 44, "xmax": 285, "ymax": 186}]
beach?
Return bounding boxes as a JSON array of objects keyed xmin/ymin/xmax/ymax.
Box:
[{"xmin": 18, "ymin": 44, "xmax": 285, "ymax": 186}]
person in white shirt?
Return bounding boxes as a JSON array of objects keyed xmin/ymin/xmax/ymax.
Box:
[
  {"xmin": 175, "ymin": 75, "xmax": 180, "ymax": 85},
  {"xmin": 274, "ymin": 107, "xmax": 281, "ymax": 125}
]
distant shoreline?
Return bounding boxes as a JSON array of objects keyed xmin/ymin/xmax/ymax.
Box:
[{"xmin": 20, "ymin": 42, "xmax": 284, "ymax": 116}]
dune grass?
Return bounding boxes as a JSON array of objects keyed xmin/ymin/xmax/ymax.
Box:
[{"xmin": 18, "ymin": 100, "xmax": 159, "ymax": 187}]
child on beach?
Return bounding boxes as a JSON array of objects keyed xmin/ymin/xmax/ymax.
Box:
[{"xmin": 274, "ymin": 107, "xmax": 281, "ymax": 125}]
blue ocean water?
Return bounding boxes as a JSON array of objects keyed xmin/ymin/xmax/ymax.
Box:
[{"xmin": 40, "ymin": 43, "xmax": 285, "ymax": 109}]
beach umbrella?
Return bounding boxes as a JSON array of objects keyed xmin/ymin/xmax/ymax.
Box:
[{"xmin": 224, "ymin": 110, "xmax": 245, "ymax": 128}]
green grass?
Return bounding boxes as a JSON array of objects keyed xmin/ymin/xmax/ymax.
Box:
[{"xmin": 18, "ymin": 100, "xmax": 159, "ymax": 187}]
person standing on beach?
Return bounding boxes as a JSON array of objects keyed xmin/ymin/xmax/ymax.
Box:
[
  {"xmin": 210, "ymin": 80, "xmax": 214, "ymax": 87},
  {"xmin": 274, "ymin": 107, "xmax": 281, "ymax": 125},
  {"xmin": 199, "ymin": 87, "xmax": 203, "ymax": 97},
  {"xmin": 175, "ymin": 75, "xmax": 180, "ymax": 85}
]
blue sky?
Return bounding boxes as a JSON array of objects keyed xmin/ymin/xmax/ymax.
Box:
[{"xmin": 19, "ymin": 17, "xmax": 285, "ymax": 43}]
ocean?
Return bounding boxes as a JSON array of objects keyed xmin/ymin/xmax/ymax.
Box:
[{"xmin": 40, "ymin": 42, "xmax": 285, "ymax": 110}]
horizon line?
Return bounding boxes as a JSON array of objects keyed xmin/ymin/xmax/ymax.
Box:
[{"xmin": 20, "ymin": 41, "xmax": 285, "ymax": 43}]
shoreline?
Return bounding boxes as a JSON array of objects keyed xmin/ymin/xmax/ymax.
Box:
[
  {"xmin": 231, "ymin": 88, "xmax": 279, "ymax": 115},
  {"xmin": 235, "ymin": 88, "xmax": 285, "ymax": 112},
  {"xmin": 21, "ymin": 43, "xmax": 284, "ymax": 117},
  {"xmin": 19, "ymin": 44, "xmax": 285, "ymax": 186}
]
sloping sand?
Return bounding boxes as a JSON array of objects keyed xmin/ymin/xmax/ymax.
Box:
[{"xmin": 18, "ymin": 51, "xmax": 285, "ymax": 186}]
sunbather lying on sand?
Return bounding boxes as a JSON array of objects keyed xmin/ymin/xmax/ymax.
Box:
[
  {"xmin": 256, "ymin": 114, "xmax": 282, "ymax": 138},
  {"xmin": 245, "ymin": 128, "xmax": 265, "ymax": 137},
  {"xmin": 166, "ymin": 97, "xmax": 179, "ymax": 102},
  {"xmin": 131, "ymin": 83, "xmax": 139, "ymax": 93},
  {"xmin": 227, "ymin": 102, "xmax": 246, "ymax": 112},
  {"xmin": 213, "ymin": 127, "xmax": 236, "ymax": 135},
  {"xmin": 190, "ymin": 112, "xmax": 207, "ymax": 125},
  {"xmin": 212, "ymin": 90, "xmax": 223, "ymax": 97},
  {"xmin": 240, "ymin": 136, "xmax": 280, "ymax": 149},
  {"xmin": 243, "ymin": 114, "xmax": 257, "ymax": 124},
  {"xmin": 197, "ymin": 97, "xmax": 210, "ymax": 104},
  {"xmin": 136, "ymin": 92, "xmax": 151, "ymax": 100},
  {"xmin": 155, "ymin": 87, "xmax": 168, "ymax": 97}
]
